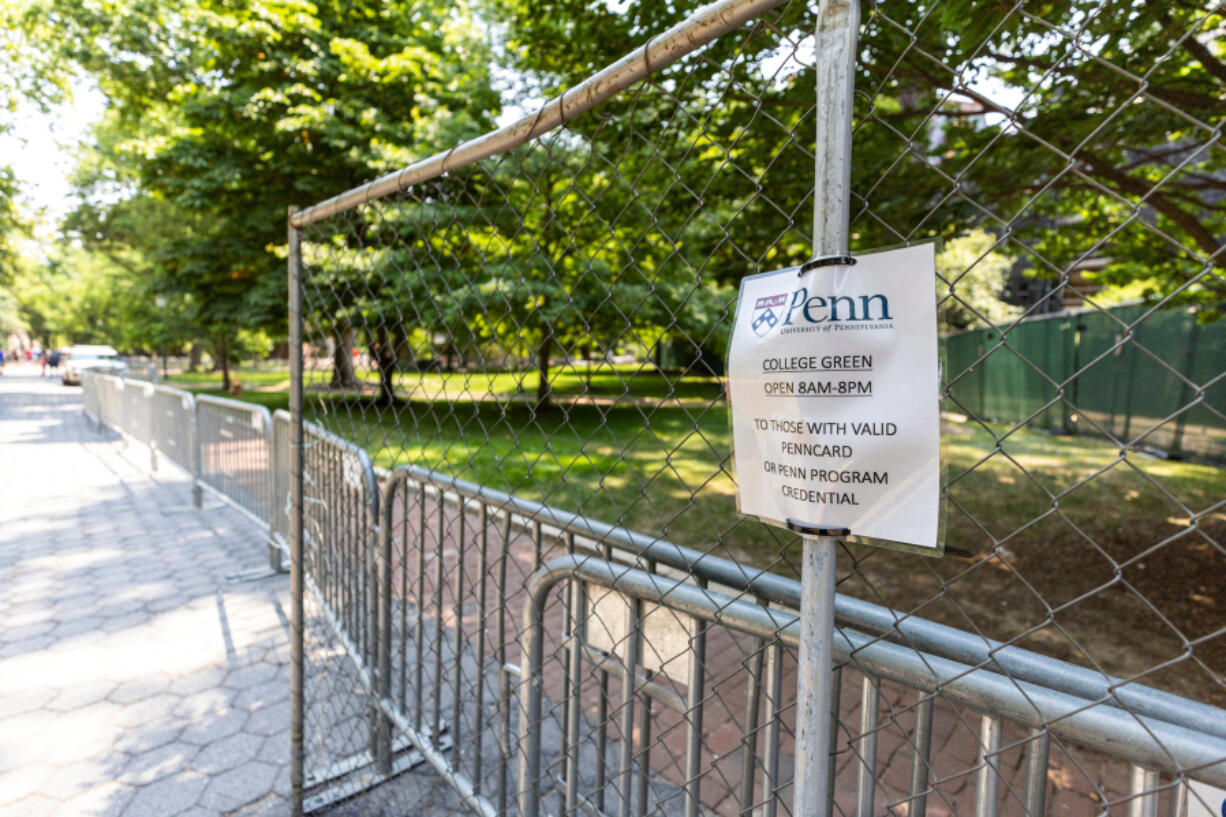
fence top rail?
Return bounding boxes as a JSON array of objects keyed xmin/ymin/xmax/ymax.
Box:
[
  {"xmin": 289, "ymin": 0, "xmax": 789, "ymax": 228},
  {"xmin": 151, "ymin": 383, "xmax": 196, "ymax": 406},
  {"xmin": 196, "ymin": 393, "xmax": 274, "ymax": 432},
  {"xmin": 383, "ymin": 462, "xmax": 1226, "ymax": 741},
  {"xmin": 529, "ymin": 554, "xmax": 1226, "ymax": 787},
  {"xmin": 382, "ymin": 461, "xmax": 796, "ymax": 601},
  {"xmin": 942, "ymin": 300, "xmax": 1150, "ymax": 341}
]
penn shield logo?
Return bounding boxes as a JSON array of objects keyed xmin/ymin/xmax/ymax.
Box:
[
  {"xmin": 751, "ymin": 294, "xmax": 787, "ymax": 336},
  {"xmin": 748, "ymin": 286, "xmax": 893, "ymax": 336}
]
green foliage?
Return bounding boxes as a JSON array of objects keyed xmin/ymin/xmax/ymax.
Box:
[
  {"xmin": 0, "ymin": 0, "xmax": 69, "ymax": 284},
  {"xmin": 302, "ymin": 131, "xmax": 741, "ymax": 404},
  {"xmin": 1, "ymin": 1, "xmax": 62, "ymax": 111},
  {"xmin": 12, "ymin": 248, "xmax": 141, "ymax": 347},
  {"xmin": 936, "ymin": 230, "xmax": 1022, "ymax": 332},
  {"xmin": 495, "ymin": 0, "xmax": 1226, "ymax": 312},
  {"xmin": 0, "ymin": 168, "xmax": 21, "ymax": 286},
  {"xmin": 0, "ymin": 285, "xmax": 24, "ymax": 337},
  {"xmin": 42, "ymin": 0, "xmax": 500, "ymax": 354},
  {"xmin": 7, "ymin": 0, "xmax": 1221, "ymax": 384}
]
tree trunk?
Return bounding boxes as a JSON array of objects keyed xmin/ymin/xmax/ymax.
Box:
[
  {"xmin": 189, "ymin": 343, "xmax": 202, "ymax": 372},
  {"xmin": 331, "ymin": 324, "xmax": 358, "ymax": 388},
  {"xmin": 218, "ymin": 335, "xmax": 231, "ymax": 392},
  {"xmin": 369, "ymin": 327, "xmax": 396, "ymax": 406},
  {"xmin": 535, "ymin": 333, "xmax": 552, "ymax": 408}
]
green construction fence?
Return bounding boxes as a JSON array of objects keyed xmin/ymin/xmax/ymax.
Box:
[{"xmin": 942, "ymin": 303, "xmax": 1226, "ymax": 462}]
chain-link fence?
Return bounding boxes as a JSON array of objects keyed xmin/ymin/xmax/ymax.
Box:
[{"xmin": 286, "ymin": 0, "xmax": 1225, "ymax": 815}]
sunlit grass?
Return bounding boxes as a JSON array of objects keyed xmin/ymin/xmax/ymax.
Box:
[
  {"xmin": 190, "ymin": 384, "xmax": 1222, "ymax": 557},
  {"xmin": 168, "ymin": 363, "xmax": 724, "ymax": 402},
  {"xmin": 184, "ymin": 383, "xmax": 1225, "ymax": 704},
  {"xmin": 167, "ymin": 369, "xmax": 292, "ymax": 389}
]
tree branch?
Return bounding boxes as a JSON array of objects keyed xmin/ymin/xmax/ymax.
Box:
[
  {"xmin": 1079, "ymin": 151, "xmax": 1224, "ymax": 267},
  {"xmin": 1161, "ymin": 10, "xmax": 1226, "ymax": 85}
]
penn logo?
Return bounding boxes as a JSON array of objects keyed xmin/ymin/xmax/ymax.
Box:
[
  {"xmin": 748, "ymin": 286, "xmax": 893, "ymax": 336},
  {"xmin": 751, "ymin": 293, "xmax": 787, "ymax": 337}
]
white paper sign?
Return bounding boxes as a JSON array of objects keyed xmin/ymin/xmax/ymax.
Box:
[{"xmin": 728, "ymin": 243, "xmax": 942, "ymax": 551}]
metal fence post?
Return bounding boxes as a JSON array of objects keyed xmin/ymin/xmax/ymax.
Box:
[
  {"xmin": 375, "ymin": 482, "xmax": 395, "ymax": 776},
  {"xmin": 148, "ymin": 384, "xmax": 159, "ymax": 473},
  {"xmin": 191, "ymin": 394, "xmax": 203, "ymax": 509},
  {"xmin": 1127, "ymin": 766, "xmax": 1160, "ymax": 817},
  {"xmin": 119, "ymin": 378, "xmax": 130, "ymax": 449},
  {"xmin": 288, "ymin": 205, "xmax": 306, "ymax": 817},
  {"xmin": 1170, "ymin": 319, "xmax": 1199, "ymax": 457},
  {"xmin": 794, "ymin": 3, "xmax": 858, "ymax": 817},
  {"xmin": 266, "ymin": 416, "xmax": 282, "ymax": 573}
]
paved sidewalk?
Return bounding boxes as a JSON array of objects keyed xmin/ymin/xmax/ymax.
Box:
[{"xmin": 0, "ymin": 367, "xmax": 291, "ymax": 816}]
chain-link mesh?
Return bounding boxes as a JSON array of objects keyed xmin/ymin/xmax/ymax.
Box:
[{"xmin": 291, "ymin": 1, "xmax": 1225, "ymax": 814}]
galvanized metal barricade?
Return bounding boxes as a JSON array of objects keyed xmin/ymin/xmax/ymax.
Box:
[
  {"xmin": 80, "ymin": 370, "xmax": 102, "ymax": 427},
  {"xmin": 194, "ymin": 394, "xmax": 273, "ymax": 521},
  {"xmin": 80, "ymin": 375, "xmax": 284, "ymax": 572},
  {"xmin": 121, "ymin": 378, "xmax": 156, "ymax": 468},
  {"xmin": 520, "ymin": 556, "xmax": 1226, "ymax": 817},
  {"xmin": 293, "ymin": 415, "xmax": 388, "ymax": 812},
  {"xmin": 195, "ymin": 394, "xmax": 281, "ymax": 572},
  {"xmin": 94, "ymin": 373, "xmax": 125, "ymax": 431},
  {"xmin": 73, "ymin": 354, "xmax": 1226, "ymax": 814},
  {"xmin": 291, "ymin": 459, "xmax": 1226, "ymax": 817},
  {"xmin": 121, "ymin": 358, "xmax": 160, "ymax": 382},
  {"xmin": 150, "ymin": 385, "xmax": 196, "ymax": 474}
]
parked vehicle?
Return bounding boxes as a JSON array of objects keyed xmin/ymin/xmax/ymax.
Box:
[{"xmin": 61, "ymin": 345, "xmax": 128, "ymax": 385}]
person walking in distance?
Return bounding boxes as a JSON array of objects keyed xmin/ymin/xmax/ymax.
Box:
[{"xmin": 48, "ymin": 348, "xmax": 61, "ymax": 378}]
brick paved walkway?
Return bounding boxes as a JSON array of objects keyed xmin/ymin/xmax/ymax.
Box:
[{"xmin": 0, "ymin": 366, "xmax": 293, "ymax": 817}]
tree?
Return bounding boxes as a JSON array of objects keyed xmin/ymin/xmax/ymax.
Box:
[
  {"xmin": 44, "ymin": 0, "xmax": 501, "ymax": 389},
  {"xmin": 1, "ymin": 0, "xmax": 67, "ymax": 294},
  {"xmin": 13, "ymin": 247, "xmax": 139, "ymax": 347},
  {"xmin": 63, "ymin": 119, "xmax": 205, "ymax": 355},
  {"xmin": 0, "ymin": 287, "xmax": 23, "ymax": 338},
  {"xmin": 936, "ymin": 230, "xmax": 1021, "ymax": 332},
  {"xmin": 493, "ymin": 0, "xmax": 1226, "ymax": 315},
  {"xmin": 342, "ymin": 136, "xmax": 690, "ymax": 408}
]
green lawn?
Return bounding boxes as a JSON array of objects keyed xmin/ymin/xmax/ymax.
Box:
[
  {"xmin": 168, "ymin": 363, "xmax": 724, "ymax": 403},
  {"xmin": 167, "ymin": 369, "xmax": 292, "ymax": 390},
  {"xmin": 181, "ymin": 378, "xmax": 1226, "ymax": 705},
  {"xmin": 393, "ymin": 365, "xmax": 724, "ymax": 402}
]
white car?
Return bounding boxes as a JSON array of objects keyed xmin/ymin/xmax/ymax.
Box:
[{"xmin": 61, "ymin": 345, "xmax": 129, "ymax": 385}]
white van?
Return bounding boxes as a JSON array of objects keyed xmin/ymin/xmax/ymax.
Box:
[{"xmin": 62, "ymin": 345, "xmax": 128, "ymax": 385}]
